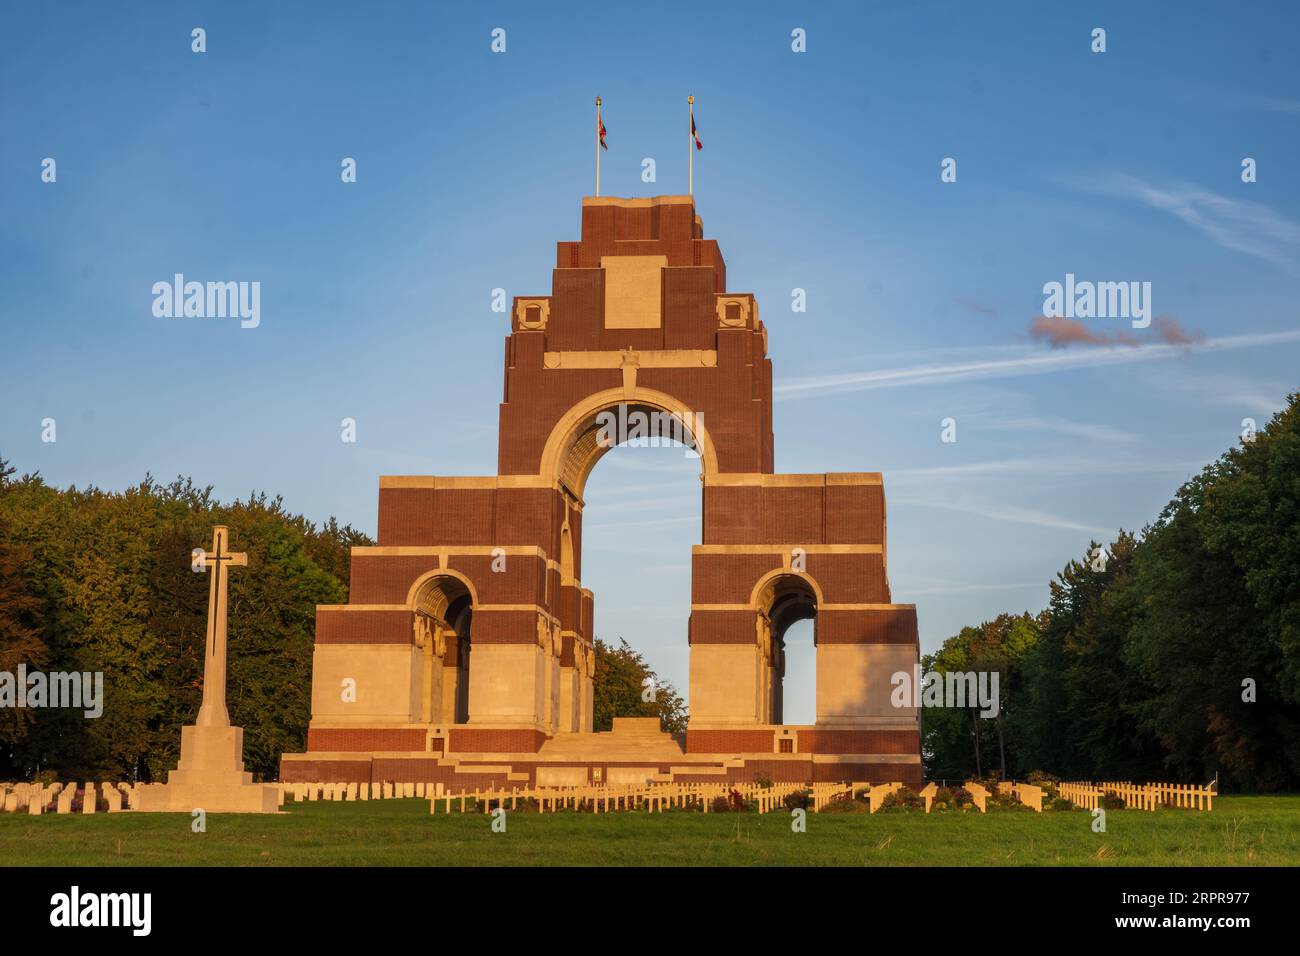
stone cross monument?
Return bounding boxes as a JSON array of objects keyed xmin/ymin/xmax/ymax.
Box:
[
  {"xmin": 195, "ymin": 525, "xmax": 245, "ymax": 727},
  {"xmin": 138, "ymin": 527, "xmax": 279, "ymax": 813}
]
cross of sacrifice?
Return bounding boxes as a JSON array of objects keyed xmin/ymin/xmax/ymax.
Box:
[{"xmin": 194, "ymin": 526, "xmax": 247, "ymax": 728}]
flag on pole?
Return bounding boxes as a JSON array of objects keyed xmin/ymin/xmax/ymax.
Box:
[
  {"xmin": 691, "ymin": 114, "xmax": 702, "ymax": 150},
  {"xmin": 595, "ymin": 96, "xmax": 605, "ymax": 196}
]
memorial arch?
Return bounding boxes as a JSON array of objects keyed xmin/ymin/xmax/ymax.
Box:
[{"xmin": 283, "ymin": 195, "xmax": 922, "ymax": 787}]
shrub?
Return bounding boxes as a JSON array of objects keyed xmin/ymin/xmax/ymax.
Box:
[
  {"xmin": 753, "ymin": 774, "xmax": 774, "ymax": 789},
  {"xmin": 880, "ymin": 786, "xmax": 924, "ymax": 812},
  {"xmin": 990, "ymin": 788, "xmax": 1021, "ymax": 809},
  {"xmin": 1026, "ymin": 771, "xmax": 1061, "ymax": 799},
  {"xmin": 1049, "ymin": 797, "xmax": 1074, "ymax": 811},
  {"xmin": 926, "ymin": 785, "xmax": 955, "ymax": 811},
  {"xmin": 707, "ymin": 789, "xmax": 755, "ymax": 812},
  {"xmin": 1101, "ymin": 791, "xmax": 1126, "ymax": 810},
  {"xmin": 783, "ymin": 789, "xmax": 812, "ymax": 811},
  {"xmin": 952, "ymin": 787, "xmax": 974, "ymax": 807}
]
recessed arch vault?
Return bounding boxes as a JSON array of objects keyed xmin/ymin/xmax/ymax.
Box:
[{"xmin": 538, "ymin": 386, "xmax": 718, "ymax": 499}]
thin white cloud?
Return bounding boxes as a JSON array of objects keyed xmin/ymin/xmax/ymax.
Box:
[
  {"xmin": 583, "ymin": 515, "xmax": 698, "ymax": 531},
  {"xmin": 899, "ymin": 581, "xmax": 1045, "ymax": 597},
  {"xmin": 981, "ymin": 415, "xmax": 1139, "ymax": 444},
  {"xmin": 600, "ymin": 450, "xmax": 700, "ymax": 473},
  {"xmin": 589, "ymin": 481, "xmax": 699, "ymax": 498},
  {"xmin": 581, "ymin": 541, "xmax": 684, "ymax": 557},
  {"xmin": 1143, "ymin": 367, "xmax": 1290, "ymax": 418},
  {"xmin": 593, "ymin": 605, "xmax": 686, "ymax": 617},
  {"xmin": 892, "ymin": 496, "xmax": 1116, "ymax": 536},
  {"xmin": 774, "ymin": 330, "xmax": 1300, "ymax": 400},
  {"xmin": 1064, "ymin": 172, "xmax": 1300, "ymax": 272},
  {"xmin": 887, "ymin": 457, "xmax": 1203, "ymax": 482},
  {"xmin": 585, "ymin": 493, "xmax": 697, "ymax": 515}
]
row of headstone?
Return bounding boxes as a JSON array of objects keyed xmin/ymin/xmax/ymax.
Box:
[
  {"xmin": 280, "ymin": 781, "xmax": 447, "ymax": 802},
  {"xmin": 5, "ymin": 779, "xmax": 455, "ymax": 811},
  {"xmin": 0, "ymin": 781, "xmax": 141, "ymax": 815}
]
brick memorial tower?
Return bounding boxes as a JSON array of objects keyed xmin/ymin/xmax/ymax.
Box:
[{"xmin": 280, "ymin": 195, "xmax": 922, "ymax": 788}]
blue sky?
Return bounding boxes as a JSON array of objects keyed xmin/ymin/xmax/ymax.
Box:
[{"xmin": 3, "ymin": 1, "xmax": 1298, "ymax": 723}]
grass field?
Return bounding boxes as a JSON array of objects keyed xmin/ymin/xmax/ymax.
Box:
[{"xmin": 2, "ymin": 795, "xmax": 1298, "ymax": 866}]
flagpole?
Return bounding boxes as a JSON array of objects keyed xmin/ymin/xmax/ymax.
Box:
[
  {"xmin": 595, "ymin": 96, "xmax": 602, "ymax": 197},
  {"xmin": 688, "ymin": 95, "xmax": 694, "ymax": 196}
]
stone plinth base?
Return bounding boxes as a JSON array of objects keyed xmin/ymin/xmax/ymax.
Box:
[
  {"xmin": 280, "ymin": 719, "xmax": 924, "ymax": 789},
  {"xmin": 138, "ymin": 724, "xmax": 279, "ymax": 813}
]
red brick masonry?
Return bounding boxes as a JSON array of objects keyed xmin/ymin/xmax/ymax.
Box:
[{"xmin": 278, "ymin": 195, "xmax": 922, "ymax": 784}]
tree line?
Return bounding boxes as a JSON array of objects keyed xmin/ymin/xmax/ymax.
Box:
[
  {"xmin": 0, "ymin": 463, "xmax": 367, "ymax": 782},
  {"xmin": 4, "ymin": 392, "xmax": 1295, "ymax": 788},
  {"xmin": 922, "ymin": 393, "xmax": 1300, "ymax": 791}
]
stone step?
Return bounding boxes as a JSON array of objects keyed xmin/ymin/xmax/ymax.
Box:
[
  {"xmin": 669, "ymin": 764, "xmax": 733, "ymax": 776},
  {"xmin": 539, "ymin": 737, "xmax": 679, "ymax": 750},
  {"xmin": 610, "ymin": 717, "xmax": 664, "ymax": 735},
  {"xmin": 536, "ymin": 733, "xmax": 685, "ymax": 760},
  {"xmin": 438, "ymin": 762, "xmax": 515, "ymax": 776}
]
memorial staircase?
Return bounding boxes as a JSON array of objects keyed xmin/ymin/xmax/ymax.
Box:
[
  {"xmin": 537, "ymin": 718, "xmax": 685, "ymax": 761},
  {"xmin": 435, "ymin": 718, "xmax": 743, "ymax": 785}
]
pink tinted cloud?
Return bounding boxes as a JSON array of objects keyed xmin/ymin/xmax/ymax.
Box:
[
  {"xmin": 1027, "ymin": 314, "xmax": 1205, "ymax": 349},
  {"xmin": 1029, "ymin": 315, "xmax": 1118, "ymax": 348},
  {"xmin": 1152, "ymin": 315, "xmax": 1207, "ymax": 345}
]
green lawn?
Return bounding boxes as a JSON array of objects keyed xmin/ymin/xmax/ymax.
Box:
[{"xmin": 2, "ymin": 795, "xmax": 1297, "ymax": 866}]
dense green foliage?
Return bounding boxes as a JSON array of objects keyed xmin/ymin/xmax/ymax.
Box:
[
  {"xmin": 923, "ymin": 393, "xmax": 1300, "ymax": 790},
  {"xmin": 0, "ymin": 463, "xmax": 368, "ymax": 782},
  {"xmin": 592, "ymin": 637, "xmax": 688, "ymax": 734}
]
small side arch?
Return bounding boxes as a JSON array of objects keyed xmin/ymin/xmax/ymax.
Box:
[
  {"xmin": 749, "ymin": 568, "xmax": 825, "ymax": 614},
  {"xmin": 406, "ymin": 569, "xmax": 477, "ymax": 725},
  {"xmin": 405, "ymin": 568, "xmax": 479, "ymax": 612},
  {"xmin": 750, "ymin": 569, "xmax": 820, "ymax": 725}
]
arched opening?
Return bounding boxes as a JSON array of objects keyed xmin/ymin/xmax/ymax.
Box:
[
  {"xmin": 411, "ymin": 574, "xmax": 474, "ymax": 724},
  {"xmin": 575, "ymin": 409, "xmax": 702, "ymax": 732},
  {"xmin": 556, "ymin": 402, "xmax": 705, "ymax": 500},
  {"xmin": 779, "ymin": 619, "xmax": 816, "ymax": 725},
  {"xmin": 539, "ymin": 386, "xmax": 717, "ymax": 500},
  {"xmin": 754, "ymin": 573, "xmax": 818, "ymax": 725}
]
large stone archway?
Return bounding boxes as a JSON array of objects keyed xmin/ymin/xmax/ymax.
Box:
[{"xmin": 282, "ymin": 195, "xmax": 922, "ymax": 787}]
